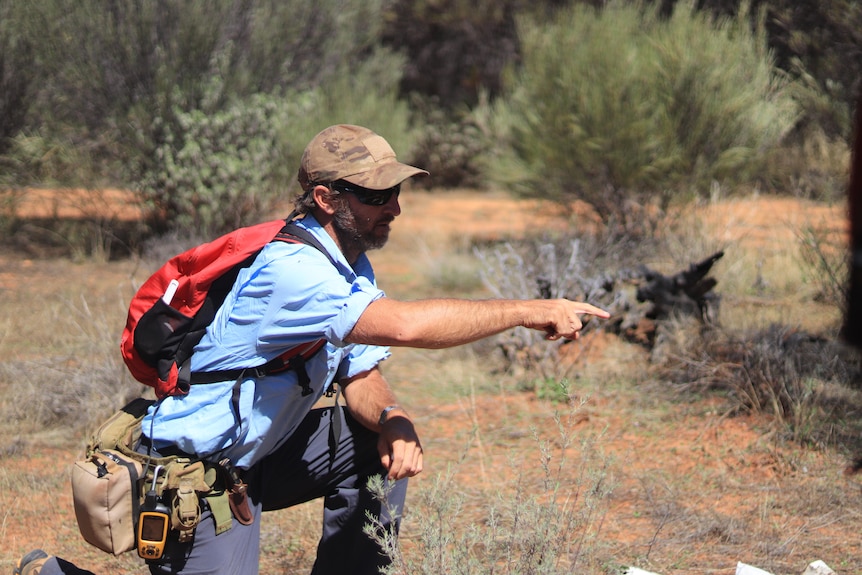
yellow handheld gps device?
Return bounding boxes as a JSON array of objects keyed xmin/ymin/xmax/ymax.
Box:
[{"xmin": 138, "ymin": 465, "xmax": 170, "ymax": 560}]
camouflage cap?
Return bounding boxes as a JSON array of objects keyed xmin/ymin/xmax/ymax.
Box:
[{"xmin": 298, "ymin": 124, "xmax": 429, "ymax": 191}]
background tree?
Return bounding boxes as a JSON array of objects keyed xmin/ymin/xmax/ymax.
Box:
[
  {"xmin": 487, "ymin": 1, "xmax": 800, "ymax": 232},
  {"xmin": 0, "ymin": 1, "xmax": 37, "ymax": 156},
  {"xmin": 660, "ymin": 0, "xmax": 862, "ymax": 141},
  {"xmin": 3, "ymin": 0, "xmax": 412, "ymax": 237},
  {"xmin": 381, "ymin": 0, "xmax": 521, "ymax": 109},
  {"xmin": 0, "ymin": 0, "xmax": 856, "ymax": 247}
]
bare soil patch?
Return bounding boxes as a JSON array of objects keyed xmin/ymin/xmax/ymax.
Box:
[
  {"xmin": 0, "ymin": 189, "xmax": 858, "ymax": 575},
  {"xmin": 11, "ymin": 188, "xmax": 144, "ymax": 221}
]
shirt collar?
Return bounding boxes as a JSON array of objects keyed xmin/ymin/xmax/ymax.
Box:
[{"xmin": 293, "ymin": 214, "xmax": 375, "ymax": 281}]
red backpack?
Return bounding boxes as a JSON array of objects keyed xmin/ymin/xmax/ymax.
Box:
[{"xmin": 121, "ymin": 219, "xmax": 334, "ymax": 399}]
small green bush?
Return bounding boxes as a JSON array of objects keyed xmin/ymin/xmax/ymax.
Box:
[
  {"xmin": 519, "ymin": 376, "xmax": 571, "ymax": 404},
  {"xmin": 409, "ymin": 96, "xmax": 493, "ymax": 189},
  {"xmin": 0, "ymin": 132, "xmax": 96, "ymax": 190},
  {"xmin": 136, "ymin": 41, "xmax": 421, "ymax": 238},
  {"xmin": 490, "ymin": 1, "xmax": 800, "ymax": 229},
  {"xmin": 138, "ymin": 94, "xmax": 291, "ymax": 236}
]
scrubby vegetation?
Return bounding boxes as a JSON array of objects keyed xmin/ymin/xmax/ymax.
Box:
[
  {"xmin": 0, "ymin": 0, "xmax": 855, "ymax": 245},
  {"xmin": 493, "ymin": 2, "xmax": 803, "ymax": 233},
  {"xmin": 474, "ymin": 211, "xmax": 862, "ymax": 451},
  {"xmin": 1, "ymin": 0, "xmax": 861, "ymax": 573}
]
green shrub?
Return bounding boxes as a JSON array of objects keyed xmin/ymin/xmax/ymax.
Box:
[
  {"xmin": 138, "ymin": 94, "xmax": 291, "ymax": 236},
  {"xmin": 0, "ymin": 132, "xmax": 94, "ymax": 190},
  {"xmin": 409, "ymin": 96, "xmax": 493, "ymax": 189},
  {"xmin": 518, "ymin": 376, "xmax": 571, "ymax": 404},
  {"xmin": 0, "ymin": 0, "xmax": 37, "ymax": 154},
  {"xmin": 490, "ymin": 1, "xmax": 800, "ymax": 229},
  {"xmin": 136, "ymin": 40, "xmax": 420, "ymax": 237},
  {"xmin": 4, "ymin": 1, "xmax": 401, "ymax": 210}
]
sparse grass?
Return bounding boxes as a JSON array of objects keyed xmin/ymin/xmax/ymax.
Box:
[
  {"xmin": 2, "ymin": 192, "xmax": 862, "ymax": 575},
  {"xmin": 366, "ymin": 401, "xmax": 616, "ymax": 575},
  {"xmin": 795, "ymin": 217, "xmax": 848, "ymax": 316},
  {"xmin": 424, "ymin": 251, "xmax": 485, "ymax": 295},
  {"xmin": 0, "ymin": 257, "xmax": 146, "ymax": 447},
  {"xmin": 0, "ymin": 188, "xmax": 148, "ymax": 261},
  {"xmin": 763, "ymin": 127, "xmax": 850, "ymax": 202},
  {"xmin": 260, "ymin": 502, "xmax": 319, "ymax": 573},
  {"xmin": 470, "ymin": 191, "xmax": 860, "ymax": 454},
  {"xmin": 518, "ymin": 376, "xmax": 572, "ymax": 404},
  {"xmin": 652, "ymin": 318, "xmax": 862, "ymax": 450}
]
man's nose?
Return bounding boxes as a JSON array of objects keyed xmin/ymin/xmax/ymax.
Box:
[{"xmin": 384, "ymin": 192, "xmax": 401, "ymax": 216}]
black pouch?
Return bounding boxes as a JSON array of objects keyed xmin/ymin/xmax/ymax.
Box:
[{"xmin": 134, "ymin": 299, "xmax": 194, "ymax": 382}]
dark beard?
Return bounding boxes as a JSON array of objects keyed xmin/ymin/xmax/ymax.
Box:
[{"xmin": 331, "ymin": 200, "xmax": 389, "ymax": 253}]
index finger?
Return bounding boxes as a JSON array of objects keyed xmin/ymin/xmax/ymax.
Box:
[{"xmin": 573, "ymin": 303, "xmax": 611, "ymax": 319}]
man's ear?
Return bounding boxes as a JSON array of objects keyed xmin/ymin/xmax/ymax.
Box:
[{"xmin": 312, "ymin": 184, "xmax": 338, "ymax": 215}]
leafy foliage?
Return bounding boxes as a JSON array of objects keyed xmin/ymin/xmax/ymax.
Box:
[
  {"xmin": 134, "ymin": 44, "xmax": 418, "ymax": 236},
  {"xmin": 381, "ymin": 0, "xmax": 521, "ymax": 109},
  {"xmin": 409, "ymin": 96, "xmax": 494, "ymax": 189},
  {"xmin": 0, "ymin": 0, "xmax": 857, "ymax": 236},
  {"xmin": 0, "ymin": 0, "xmax": 37, "ymax": 155},
  {"xmin": 681, "ymin": 0, "xmax": 862, "ymax": 141},
  {"xmin": 489, "ymin": 1, "xmax": 800, "ymax": 230},
  {"xmin": 1, "ymin": 0, "xmax": 410, "ymax": 236},
  {"xmin": 763, "ymin": 0, "xmax": 862, "ymax": 140},
  {"xmin": 139, "ymin": 94, "xmax": 290, "ymax": 236},
  {"xmin": 279, "ymin": 51, "xmax": 420, "ymax": 175}
]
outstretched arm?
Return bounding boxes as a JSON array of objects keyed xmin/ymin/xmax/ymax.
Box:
[{"xmin": 345, "ymin": 297, "xmax": 610, "ymax": 348}]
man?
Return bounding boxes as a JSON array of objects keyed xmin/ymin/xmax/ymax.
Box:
[{"xmin": 18, "ymin": 124, "xmax": 609, "ymax": 575}]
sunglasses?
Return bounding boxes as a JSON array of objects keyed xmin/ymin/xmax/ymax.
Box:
[{"xmin": 330, "ymin": 180, "xmax": 401, "ymax": 206}]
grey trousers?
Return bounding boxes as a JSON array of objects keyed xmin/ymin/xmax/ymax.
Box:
[{"xmin": 42, "ymin": 406, "xmax": 407, "ymax": 575}]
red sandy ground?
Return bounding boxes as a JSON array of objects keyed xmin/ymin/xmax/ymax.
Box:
[{"xmin": 0, "ymin": 189, "xmax": 858, "ymax": 575}]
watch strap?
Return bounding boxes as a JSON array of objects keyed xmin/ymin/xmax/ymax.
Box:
[{"xmin": 378, "ymin": 405, "xmax": 401, "ymax": 426}]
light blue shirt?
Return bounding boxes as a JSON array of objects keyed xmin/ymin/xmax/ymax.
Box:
[{"xmin": 141, "ymin": 215, "xmax": 389, "ymax": 468}]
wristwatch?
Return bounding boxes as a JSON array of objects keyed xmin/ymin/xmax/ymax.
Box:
[{"xmin": 378, "ymin": 405, "xmax": 401, "ymax": 426}]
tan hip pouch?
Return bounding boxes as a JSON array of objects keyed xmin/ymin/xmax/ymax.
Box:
[{"xmin": 71, "ymin": 448, "xmax": 143, "ymax": 555}]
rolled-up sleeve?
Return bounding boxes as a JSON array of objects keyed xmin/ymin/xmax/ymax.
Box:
[
  {"xmin": 192, "ymin": 227, "xmax": 387, "ymax": 372},
  {"xmin": 324, "ymin": 276, "xmax": 384, "ymax": 347},
  {"xmin": 252, "ymin": 245, "xmax": 384, "ymax": 357},
  {"xmin": 337, "ymin": 343, "xmax": 391, "ymax": 381}
]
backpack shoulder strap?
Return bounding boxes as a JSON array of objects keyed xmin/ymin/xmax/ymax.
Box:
[
  {"xmin": 186, "ymin": 221, "xmax": 337, "ymax": 394},
  {"xmin": 273, "ymin": 221, "xmax": 338, "ymax": 268}
]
